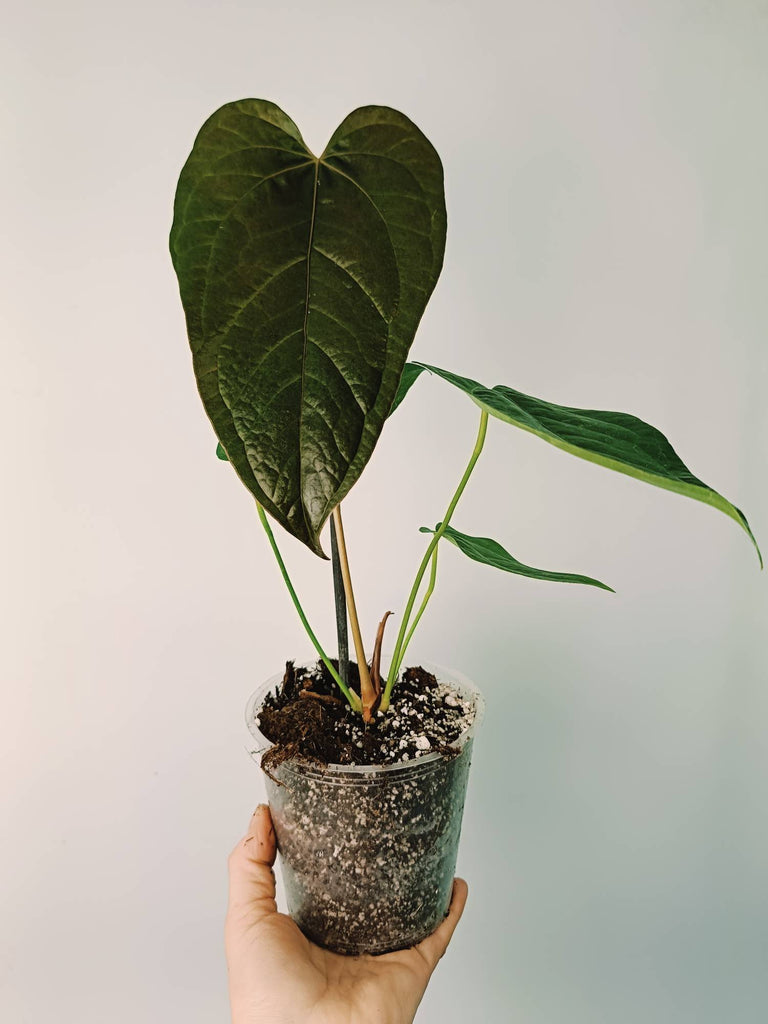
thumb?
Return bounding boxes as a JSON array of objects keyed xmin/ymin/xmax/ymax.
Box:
[
  {"xmin": 227, "ymin": 804, "xmax": 278, "ymax": 924},
  {"xmin": 412, "ymin": 878, "xmax": 468, "ymax": 973}
]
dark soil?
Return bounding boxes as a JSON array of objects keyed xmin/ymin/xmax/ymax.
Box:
[{"xmin": 257, "ymin": 660, "xmax": 475, "ymax": 771}]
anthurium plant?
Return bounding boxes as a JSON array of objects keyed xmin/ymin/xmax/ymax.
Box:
[{"xmin": 170, "ymin": 98, "xmax": 761, "ymax": 725}]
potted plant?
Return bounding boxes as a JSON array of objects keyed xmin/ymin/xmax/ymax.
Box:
[{"xmin": 169, "ymin": 98, "xmax": 761, "ymax": 956}]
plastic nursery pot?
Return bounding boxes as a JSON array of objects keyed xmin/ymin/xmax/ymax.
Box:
[{"xmin": 245, "ymin": 660, "xmax": 484, "ymax": 956}]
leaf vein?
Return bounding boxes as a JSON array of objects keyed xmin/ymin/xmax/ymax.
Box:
[
  {"xmin": 193, "ymin": 161, "xmax": 313, "ymax": 336},
  {"xmin": 314, "ymin": 248, "xmax": 389, "ymax": 321},
  {"xmin": 216, "ymin": 258, "xmax": 305, "ymax": 338}
]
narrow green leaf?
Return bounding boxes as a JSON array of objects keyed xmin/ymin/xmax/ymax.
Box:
[
  {"xmin": 170, "ymin": 100, "xmax": 446, "ymax": 555},
  {"xmin": 216, "ymin": 442, "xmax": 229, "ymax": 461},
  {"xmin": 420, "ymin": 524, "xmax": 614, "ymax": 591},
  {"xmin": 389, "ymin": 362, "xmax": 427, "ymax": 416},
  {"xmin": 410, "ymin": 363, "xmax": 762, "ymax": 567}
]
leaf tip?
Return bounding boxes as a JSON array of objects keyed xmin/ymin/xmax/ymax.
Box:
[
  {"xmin": 754, "ymin": 540, "xmax": 764, "ymax": 571},
  {"xmin": 310, "ymin": 537, "xmax": 329, "ymax": 560},
  {"xmin": 730, "ymin": 504, "xmax": 762, "ymax": 569}
]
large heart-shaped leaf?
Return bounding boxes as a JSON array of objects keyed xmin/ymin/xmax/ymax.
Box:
[
  {"xmin": 420, "ymin": 524, "xmax": 614, "ymax": 591},
  {"xmin": 403, "ymin": 363, "xmax": 762, "ymax": 566},
  {"xmin": 170, "ymin": 100, "xmax": 446, "ymax": 555}
]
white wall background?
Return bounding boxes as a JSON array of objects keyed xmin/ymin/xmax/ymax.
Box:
[{"xmin": 3, "ymin": 1, "xmax": 767, "ymax": 1021}]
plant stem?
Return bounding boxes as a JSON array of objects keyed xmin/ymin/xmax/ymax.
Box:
[
  {"xmin": 256, "ymin": 503, "xmax": 361, "ymax": 712},
  {"xmin": 391, "ymin": 545, "xmax": 439, "ymax": 684},
  {"xmin": 329, "ymin": 517, "xmax": 349, "ymax": 688},
  {"xmin": 381, "ymin": 409, "xmax": 489, "ymax": 710},
  {"xmin": 331, "ymin": 505, "xmax": 377, "ymax": 721}
]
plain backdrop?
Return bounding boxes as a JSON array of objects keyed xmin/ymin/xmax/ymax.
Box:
[{"xmin": 3, "ymin": 1, "xmax": 767, "ymax": 1021}]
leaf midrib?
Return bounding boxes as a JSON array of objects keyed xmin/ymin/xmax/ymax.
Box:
[{"xmin": 298, "ymin": 157, "xmax": 321, "ymax": 538}]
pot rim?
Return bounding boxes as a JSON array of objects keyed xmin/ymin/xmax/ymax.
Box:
[{"xmin": 245, "ymin": 655, "xmax": 485, "ymax": 776}]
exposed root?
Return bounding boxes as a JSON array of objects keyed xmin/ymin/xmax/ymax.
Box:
[
  {"xmin": 283, "ymin": 661, "xmax": 297, "ymax": 689},
  {"xmin": 299, "ymin": 689, "xmax": 343, "ymax": 705}
]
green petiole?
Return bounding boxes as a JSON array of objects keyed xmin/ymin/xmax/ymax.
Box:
[
  {"xmin": 381, "ymin": 409, "xmax": 489, "ymax": 710},
  {"xmin": 389, "ymin": 544, "xmax": 439, "ymax": 685},
  {"xmin": 257, "ymin": 503, "xmax": 362, "ymax": 713}
]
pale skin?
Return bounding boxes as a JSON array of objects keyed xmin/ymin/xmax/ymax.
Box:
[{"xmin": 226, "ymin": 804, "xmax": 469, "ymax": 1024}]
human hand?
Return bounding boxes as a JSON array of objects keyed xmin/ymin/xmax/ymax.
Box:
[{"xmin": 225, "ymin": 804, "xmax": 468, "ymax": 1024}]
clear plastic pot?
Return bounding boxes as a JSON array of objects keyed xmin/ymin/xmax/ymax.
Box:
[{"xmin": 245, "ymin": 660, "xmax": 484, "ymax": 956}]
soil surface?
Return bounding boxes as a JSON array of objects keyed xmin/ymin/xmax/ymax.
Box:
[{"xmin": 257, "ymin": 660, "xmax": 475, "ymax": 770}]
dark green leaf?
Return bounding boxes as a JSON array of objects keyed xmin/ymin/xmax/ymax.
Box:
[
  {"xmin": 389, "ymin": 362, "xmax": 427, "ymax": 416},
  {"xmin": 410, "ymin": 363, "xmax": 762, "ymax": 567},
  {"xmin": 420, "ymin": 524, "xmax": 614, "ymax": 591},
  {"xmin": 216, "ymin": 442, "xmax": 229, "ymax": 461},
  {"xmin": 170, "ymin": 100, "xmax": 446, "ymax": 555}
]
